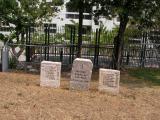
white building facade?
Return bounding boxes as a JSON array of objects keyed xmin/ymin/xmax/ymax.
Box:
[{"xmin": 0, "ymin": 0, "xmax": 119, "ymax": 35}]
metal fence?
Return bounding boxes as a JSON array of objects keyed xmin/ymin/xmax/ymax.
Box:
[
  {"xmin": 7, "ymin": 25, "xmax": 160, "ymax": 70},
  {"xmin": 0, "ymin": 46, "xmax": 3, "ymax": 71}
]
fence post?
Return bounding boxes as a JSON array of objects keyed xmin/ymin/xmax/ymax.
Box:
[
  {"xmin": 2, "ymin": 46, "xmax": 9, "ymax": 72},
  {"xmin": 72, "ymin": 27, "xmax": 76, "ymax": 63},
  {"xmin": 140, "ymin": 32, "xmax": 147, "ymax": 68},
  {"xmin": 69, "ymin": 27, "xmax": 73, "ymax": 64},
  {"xmin": 47, "ymin": 25, "xmax": 50, "ymax": 60},
  {"xmin": 44, "ymin": 25, "xmax": 48, "ymax": 60},
  {"xmin": 126, "ymin": 48, "xmax": 130, "ymax": 65},
  {"xmin": 60, "ymin": 49, "xmax": 63, "ymax": 62},
  {"xmin": 94, "ymin": 29, "xmax": 98, "ymax": 65},
  {"xmin": 26, "ymin": 27, "xmax": 30, "ymax": 62},
  {"xmin": 96, "ymin": 29, "xmax": 101, "ymax": 66}
]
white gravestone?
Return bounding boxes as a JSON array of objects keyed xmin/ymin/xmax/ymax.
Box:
[
  {"xmin": 40, "ymin": 61, "xmax": 61, "ymax": 88},
  {"xmin": 70, "ymin": 58, "xmax": 93, "ymax": 91},
  {"xmin": 99, "ymin": 69, "xmax": 120, "ymax": 94}
]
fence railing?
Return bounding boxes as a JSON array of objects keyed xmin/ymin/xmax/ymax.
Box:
[
  {"xmin": 8, "ymin": 42, "xmax": 160, "ymax": 70},
  {"xmin": 5, "ymin": 25, "xmax": 160, "ymax": 70}
]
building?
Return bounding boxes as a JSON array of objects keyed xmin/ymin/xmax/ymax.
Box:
[{"xmin": 0, "ymin": 0, "xmax": 119, "ymax": 36}]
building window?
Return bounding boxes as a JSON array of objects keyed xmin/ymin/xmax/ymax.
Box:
[
  {"xmin": 84, "ymin": 15, "xmax": 92, "ymax": 20},
  {"xmin": 0, "ymin": 27, "xmax": 14, "ymax": 32},
  {"xmin": 66, "ymin": 14, "xmax": 92, "ymax": 20},
  {"xmin": 66, "ymin": 14, "xmax": 75, "ymax": 19},
  {"xmin": 44, "ymin": 23, "xmax": 57, "ymax": 33}
]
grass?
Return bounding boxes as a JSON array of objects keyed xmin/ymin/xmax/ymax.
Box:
[
  {"xmin": 0, "ymin": 70, "xmax": 160, "ymax": 119},
  {"xmin": 128, "ymin": 68, "xmax": 160, "ymax": 86}
]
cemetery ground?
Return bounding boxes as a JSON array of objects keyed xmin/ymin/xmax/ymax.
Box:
[{"xmin": 0, "ymin": 69, "xmax": 160, "ymax": 120}]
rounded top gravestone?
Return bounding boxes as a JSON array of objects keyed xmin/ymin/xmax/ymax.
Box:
[{"xmin": 70, "ymin": 58, "xmax": 93, "ymax": 91}]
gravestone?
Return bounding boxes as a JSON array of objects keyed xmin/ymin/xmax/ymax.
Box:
[
  {"xmin": 70, "ymin": 58, "xmax": 93, "ymax": 91},
  {"xmin": 2, "ymin": 46, "xmax": 9, "ymax": 72},
  {"xmin": 40, "ymin": 61, "xmax": 61, "ymax": 88},
  {"xmin": 99, "ymin": 69, "xmax": 120, "ymax": 94}
]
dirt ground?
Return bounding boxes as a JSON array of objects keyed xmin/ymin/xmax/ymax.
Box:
[{"xmin": 0, "ymin": 70, "xmax": 160, "ymax": 120}]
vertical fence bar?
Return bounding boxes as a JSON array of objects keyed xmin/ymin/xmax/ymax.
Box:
[
  {"xmin": 44, "ymin": 25, "xmax": 48, "ymax": 60},
  {"xmin": 96, "ymin": 29, "xmax": 101, "ymax": 66},
  {"xmin": 94, "ymin": 29, "xmax": 98, "ymax": 65},
  {"xmin": 26, "ymin": 27, "xmax": 29, "ymax": 62},
  {"xmin": 72, "ymin": 27, "xmax": 76, "ymax": 62},
  {"xmin": 26, "ymin": 26, "xmax": 31, "ymax": 62},
  {"xmin": 60, "ymin": 48, "xmax": 63, "ymax": 62},
  {"xmin": 47, "ymin": 25, "xmax": 50, "ymax": 60},
  {"xmin": 140, "ymin": 32, "xmax": 147, "ymax": 68},
  {"xmin": 69, "ymin": 27, "xmax": 73, "ymax": 64},
  {"xmin": 29, "ymin": 26, "xmax": 31, "ymax": 62}
]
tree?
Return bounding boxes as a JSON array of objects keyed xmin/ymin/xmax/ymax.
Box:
[
  {"xmin": 66, "ymin": 0, "xmax": 93, "ymax": 58},
  {"xmin": 95, "ymin": 0, "xmax": 160, "ymax": 70},
  {"xmin": 0, "ymin": 0, "xmax": 63, "ymax": 59}
]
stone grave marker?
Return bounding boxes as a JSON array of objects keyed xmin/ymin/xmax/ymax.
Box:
[
  {"xmin": 70, "ymin": 58, "xmax": 93, "ymax": 91},
  {"xmin": 40, "ymin": 61, "xmax": 61, "ymax": 88},
  {"xmin": 99, "ymin": 69, "xmax": 120, "ymax": 94}
]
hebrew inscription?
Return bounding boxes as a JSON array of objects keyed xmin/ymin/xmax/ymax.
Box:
[
  {"xmin": 99, "ymin": 69, "xmax": 120, "ymax": 94},
  {"xmin": 70, "ymin": 58, "xmax": 93, "ymax": 90},
  {"xmin": 40, "ymin": 61, "xmax": 61, "ymax": 88}
]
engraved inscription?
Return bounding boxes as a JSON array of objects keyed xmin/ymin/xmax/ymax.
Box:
[
  {"xmin": 42, "ymin": 64, "xmax": 57, "ymax": 81},
  {"xmin": 99, "ymin": 69, "xmax": 120, "ymax": 94},
  {"xmin": 70, "ymin": 58, "xmax": 93, "ymax": 90},
  {"xmin": 74, "ymin": 70, "xmax": 87, "ymax": 81},
  {"xmin": 40, "ymin": 61, "xmax": 61, "ymax": 88},
  {"xmin": 102, "ymin": 73, "xmax": 117, "ymax": 87}
]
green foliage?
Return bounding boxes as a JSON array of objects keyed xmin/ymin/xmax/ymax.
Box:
[
  {"xmin": 0, "ymin": 32, "xmax": 17, "ymax": 44},
  {"xmin": 0, "ymin": 33, "xmax": 5, "ymax": 41},
  {"xmin": 99, "ymin": 26, "xmax": 118, "ymax": 44},
  {"xmin": 124, "ymin": 27, "xmax": 142, "ymax": 44},
  {"xmin": 65, "ymin": 25, "xmax": 92, "ymax": 44},
  {"xmin": 66, "ymin": 0, "xmax": 92, "ymax": 12},
  {"xmin": 54, "ymin": 0, "xmax": 63, "ymax": 6},
  {"xmin": 125, "ymin": 28, "xmax": 141, "ymax": 38},
  {"xmin": 31, "ymin": 33, "xmax": 45, "ymax": 44},
  {"xmin": 31, "ymin": 32, "xmax": 65, "ymax": 44},
  {"xmin": 9, "ymin": 57, "xmax": 17, "ymax": 69},
  {"xmin": 129, "ymin": 68, "xmax": 160, "ymax": 86},
  {"xmin": 0, "ymin": 0, "xmax": 63, "ymax": 59},
  {"xmin": 95, "ymin": 0, "xmax": 160, "ymax": 69},
  {"xmin": 0, "ymin": 0, "xmax": 63, "ymax": 43},
  {"xmin": 95, "ymin": 0, "xmax": 160, "ymax": 29},
  {"xmin": 0, "ymin": 0, "xmax": 61, "ymax": 23},
  {"xmin": 52, "ymin": 33, "xmax": 65, "ymax": 44}
]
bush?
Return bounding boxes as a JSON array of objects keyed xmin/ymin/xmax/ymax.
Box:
[{"xmin": 9, "ymin": 57, "xmax": 17, "ymax": 69}]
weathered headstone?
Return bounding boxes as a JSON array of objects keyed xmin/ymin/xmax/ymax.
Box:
[
  {"xmin": 70, "ymin": 58, "xmax": 93, "ymax": 91},
  {"xmin": 99, "ymin": 69, "xmax": 120, "ymax": 94},
  {"xmin": 40, "ymin": 61, "xmax": 61, "ymax": 88},
  {"xmin": 2, "ymin": 46, "xmax": 9, "ymax": 72}
]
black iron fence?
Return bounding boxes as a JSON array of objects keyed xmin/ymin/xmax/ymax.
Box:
[{"xmin": 7, "ymin": 25, "xmax": 160, "ymax": 70}]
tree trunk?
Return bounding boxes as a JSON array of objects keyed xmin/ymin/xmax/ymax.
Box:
[
  {"xmin": 11, "ymin": 32, "xmax": 25, "ymax": 60},
  {"xmin": 11, "ymin": 46, "xmax": 24, "ymax": 59},
  {"xmin": 112, "ymin": 15, "xmax": 129, "ymax": 70},
  {"xmin": 76, "ymin": 0, "xmax": 84, "ymax": 58}
]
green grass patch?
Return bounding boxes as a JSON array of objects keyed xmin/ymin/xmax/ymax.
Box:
[{"xmin": 128, "ymin": 68, "xmax": 160, "ymax": 86}]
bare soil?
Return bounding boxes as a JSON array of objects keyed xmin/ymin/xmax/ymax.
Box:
[{"xmin": 0, "ymin": 71, "xmax": 160, "ymax": 120}]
